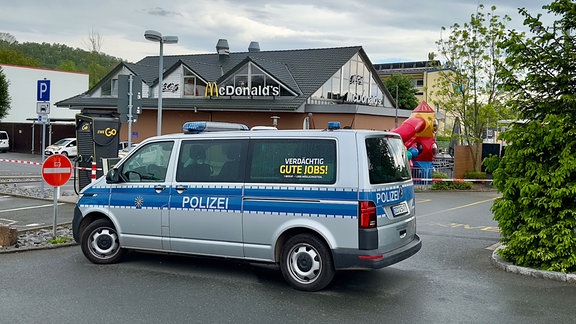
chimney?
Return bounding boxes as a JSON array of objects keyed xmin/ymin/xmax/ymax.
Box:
[
  {"xmin": 216, "ymin": 39, "xmax": 230, "ymax": 56},
  {"xmin": 248, "ymin": 41, "xmax": 260, "ymax": 52}
]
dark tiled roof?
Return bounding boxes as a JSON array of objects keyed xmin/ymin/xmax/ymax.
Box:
[{"xmin": 56, "ymin": 46, "xmax": 375, "ymax": 112}]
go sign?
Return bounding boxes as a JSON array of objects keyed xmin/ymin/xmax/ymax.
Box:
[{"xmin": 42, "ymin": 154, "xmax": 72, "ymax": 187}]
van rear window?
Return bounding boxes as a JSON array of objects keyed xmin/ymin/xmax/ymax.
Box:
[
  {"xmin": 249, "ymin": 139, "xmax": 336, "ymax": 184},
  {"xmin": 365, "ymin": 137, "xmax": 411, "ymax": 184},
  {"xmin": 0, "ymin": 132, "xmax": 7, "ymax": 140}
]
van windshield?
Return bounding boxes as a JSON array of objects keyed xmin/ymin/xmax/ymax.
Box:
[{"xmin": 365, "ymin": 136, "xmax": 411, "ymax": 184}]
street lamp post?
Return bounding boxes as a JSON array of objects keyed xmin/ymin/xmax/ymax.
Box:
[
  {"xmin": 144, "ymin": 30, "xmax": 178, "ymax": 136},
  {"xmin": 395, "ymin": 85, "xmax": 399, "ymax": 128}
]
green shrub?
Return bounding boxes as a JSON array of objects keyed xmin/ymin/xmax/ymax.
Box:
[
  {"xmin": 490, "ymin": 0, "xmax": 576, "ymax": 273},
  {"xmin": 430, "ymin": 171, "xmax": 472, "ymax": 190},
  {"xmin": 464, "ymin": 171, "xmax": 486, "ymax": 179},
  {"xmin": 492, "ymin": 116, "xmax": 576, "ymax": 272}
]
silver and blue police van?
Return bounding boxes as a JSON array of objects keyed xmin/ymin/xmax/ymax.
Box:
[{"xmin": 73, "ymin": 121, "xmax": 421, "ymax": 291}]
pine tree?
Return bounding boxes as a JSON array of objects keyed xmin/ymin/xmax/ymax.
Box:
[{"xmin": 0, "ymin": 67, "xmax": 11, "ymax": 120}]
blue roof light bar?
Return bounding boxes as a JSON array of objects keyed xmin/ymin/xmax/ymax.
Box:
[{"xmin": 182, "ymin": 121, "xmax": 249, "ymax": 134}]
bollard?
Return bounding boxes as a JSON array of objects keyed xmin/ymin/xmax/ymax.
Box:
[
  {"xmin": 0, "ymin": 225, "xmax": 18, "ymax": 247},
  {"xmin": 91, "ymin": 161, "xmax": 97, "ymax": 182}
]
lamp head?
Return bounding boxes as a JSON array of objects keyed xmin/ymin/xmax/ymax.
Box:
[
  {"xmin": 144, "ymin": 30, "xmax": 162, "ymax": 42},
  {"xmin": 162, "ymin": 36, "xmax": 178, "ymax": 44}
]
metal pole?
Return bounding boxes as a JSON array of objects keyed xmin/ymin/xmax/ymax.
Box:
[
  {"xmin": 395, "ymin": 86, "xmax": 399, "ymax": 127},
  {"xmin": 53, "ymin": 186, "xmax": 59, "ymax": 237},
  {"xmin": 128, "ymin": 75, "xmax": 133, "ymax": 147},
  {"xmin": 157, "ymin": 41, "xmax": 164, "ymax": 136},
  {"xmin": 41, "ymin": 122, "xmax": 46, "ymax": 192},
  {"xmin": 31, "ymin": 122, "xmax": 35, "ymax": 154}
]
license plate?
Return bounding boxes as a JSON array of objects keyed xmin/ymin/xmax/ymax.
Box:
[{"xmin": 392, "ymin": 202, "xmax": 409, "ymax": 217}]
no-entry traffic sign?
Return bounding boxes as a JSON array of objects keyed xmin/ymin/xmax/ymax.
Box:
[{"xmin": 42, "ymin": 154, "xmax": 72, "ymax": 187}]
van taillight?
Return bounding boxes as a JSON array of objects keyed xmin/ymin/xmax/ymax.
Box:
[{"xmin": 359, "ymin": 201, "xmax": 377, "ymax": 229}]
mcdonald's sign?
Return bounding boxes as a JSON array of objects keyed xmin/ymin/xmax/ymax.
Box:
[
  {"xmin": 205, "ymin": 82, "xmax": 219, "ymax": 97},
  {"xmin": 204, "ymin": 81, "xmax": 281, "ymax": 97}
]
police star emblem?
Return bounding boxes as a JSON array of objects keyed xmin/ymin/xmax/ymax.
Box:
[{"xmin": 135, "ymin": 195, "xmax": 144, "ymax": 209}]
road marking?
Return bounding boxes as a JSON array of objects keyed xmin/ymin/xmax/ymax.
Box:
[
  {"xmin": 417, "ymin": 197, "xmax": 498, "ymax": 219},
  {"xmin": 429, "ymin": 222, "xmax": 500, "ymax": 232},
  {"xmin": 0, "ymin": 218, "xmax": 16, "ymax": 225},
  {"xmin": 0, "ymin": 203, "xmax": 65, "ymax": 214}
]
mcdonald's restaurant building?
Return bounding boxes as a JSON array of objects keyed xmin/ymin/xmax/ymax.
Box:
[{"xmin": 56, "ymin": 39, "xmax": 410, "ymax": 142}]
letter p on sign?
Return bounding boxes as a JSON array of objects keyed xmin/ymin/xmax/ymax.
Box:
[{"xmin": 37, "ymin": 80, "xmax": 51, "ymax": 102}]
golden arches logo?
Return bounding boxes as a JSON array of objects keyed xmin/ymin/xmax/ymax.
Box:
[{"xmin": 205, "ymin": 82, "xmax": 219, "ymax": 97}]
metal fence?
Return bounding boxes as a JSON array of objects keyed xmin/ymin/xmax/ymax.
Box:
[{"xmin": 411, "ymin": 156, "xmax": 455, "ymax": 190}]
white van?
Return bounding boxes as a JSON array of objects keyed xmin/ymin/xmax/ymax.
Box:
[
  {"xmin": 73, "ymin": 121, "xmax": 421, "ymax": 291},
  {"xmin": 0, "ymin": 131, "xmax": 9, "ymax": 152}
]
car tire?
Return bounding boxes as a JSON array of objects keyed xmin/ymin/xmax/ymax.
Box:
[
  {"xmin": 61, "ymin": 151, "xmax": 68, "ymax": 157},
  {"xmin": 280, "ymin": 233, "xmax": 335, "ymax": 291},
  {"xmin": 80, "ymin": 219, "xmax": 125, "ymax": 264}
]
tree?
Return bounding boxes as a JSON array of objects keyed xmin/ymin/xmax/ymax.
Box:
[
  {"xmin": 0, "ymin": 32, "xmax": 17, "ymax": 44},
  {"xmin": 57, "ymin": 59, "xmax": 78, "ymax": 72},
  {"xmin": 0, "ymin": 47, "xmax": 40, "ymax": 67},
  {"xmin": 0, "ymin": 67, "xmax": 11, "ymax": 120},
  {"xmin": 432, "ymin": 4, "xmax": 512, "ymax": 171},
  {"xmin": 383, "ymin": 73, "xmax": 419, "ymax": 110},
  {"xmin": 487, "ymin": 0, "xmax": 576, "ymax": 272},
  {"xmin": 83, "ymin": 28, "xmax": 103, "ymax": 53}
]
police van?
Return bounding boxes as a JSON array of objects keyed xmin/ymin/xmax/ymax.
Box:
[{"xmin": 73, "ymin": 121, "xmax": 421, "ymax": 291}]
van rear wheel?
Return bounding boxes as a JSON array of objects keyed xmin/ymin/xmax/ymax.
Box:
[
  {"xmin": 280, "ymin": 234, "xmax": 335, "ymax": 291},
  {"xmin": 81, "ymin": 219, "xmax": 124, "ymax": 264}
]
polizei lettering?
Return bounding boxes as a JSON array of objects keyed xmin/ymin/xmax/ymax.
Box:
[
  {"xmin": 376, "ymin": 189, "xmax": 400, "ymax": 204},
  {"xmin": 182, "ymin": 196, "xmax": 229, "ymax": 210}
]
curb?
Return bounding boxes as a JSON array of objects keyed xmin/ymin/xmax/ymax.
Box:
[
  {"xmin": 0, "ymin": 191, "xmax": 78, "ymax": 204},
  {"xmin": 0, "ymin": 222, "xmax": 76, "ymax": 254},
  {"xmin": 491, "ymin": 246, "xmax": 576, "ymax": 284},
  {"xmin": 0, "ymin": 242, "xmax": 78, "ymax": 254}
]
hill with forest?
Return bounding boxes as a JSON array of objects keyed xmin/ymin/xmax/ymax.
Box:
[{"xmin": 0, "ymin": 38, "xmax": 122, "ymax": 88}]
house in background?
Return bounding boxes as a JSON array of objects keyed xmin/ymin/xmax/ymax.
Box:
[
  {"xmin": 56, "ymin": 39, "xmax": 414, "ymax": 143},
  {"xmin": 0, "ymin": 64, "xmax": 89, "ymax": 153},
  {"xmin": 374, "ymin": 60, "xmax": 455, "ymax": 135}
]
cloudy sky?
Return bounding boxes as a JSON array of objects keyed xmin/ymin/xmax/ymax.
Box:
[{"xmin": 1, "ymin": 0, "xmax": 554, "ymax": 64}]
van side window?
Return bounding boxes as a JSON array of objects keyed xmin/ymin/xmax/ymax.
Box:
[
  {"xmin": 120, "ymin": 141, "xmax": 173, "ymax": 182},
  {"xmin": 365, "ymin": 137, "xmax": 411, "ymax": 184},
  {"xmin": 248, "ymin": 139, "xmax": 336, "ymax": 184},
  {"xmin": 176, "ymin": 140, "xmax": 248, "ymax": 182}
]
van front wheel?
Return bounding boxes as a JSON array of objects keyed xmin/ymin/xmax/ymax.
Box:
[
  {"xmin": 81, "ymin": 219, "xmax": 124, "ymax": 264},
  {"xmin": 280, "ymin": 234, "xmax": 335, "ymax": 291}
]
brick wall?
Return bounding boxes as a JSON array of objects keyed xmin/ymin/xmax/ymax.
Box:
[{"xmin": 454, "ymin": 145, "xmax": 482, "ymax": 179}]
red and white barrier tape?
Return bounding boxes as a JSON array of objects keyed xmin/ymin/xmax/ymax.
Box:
[
  {"xmin": 0, "ymin": 158, "xmax": 42, "ymax": 166},
  {"xmin": 1, "ymin": 158, "xmax": 102, "ymax": 171},
  {"xmin": 76, "ymin": 166, "xmax": 103, "ymax": 171},
  {"xmin": 413, "ymin": 178, "xmax": 493, "ymax": 182}
]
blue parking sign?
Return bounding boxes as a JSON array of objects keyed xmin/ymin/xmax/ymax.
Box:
[{"xmin": 37, "ymin": 80, "xmax": 50, "ymax": 101}]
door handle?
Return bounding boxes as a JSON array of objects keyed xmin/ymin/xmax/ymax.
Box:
[
  {"xmin": 154, "ymin": 185, "xmax": 166, "ymax": 193},
  {"xmin": 175, "ymin": 186, "xmax": 188, "ymax": 194}
]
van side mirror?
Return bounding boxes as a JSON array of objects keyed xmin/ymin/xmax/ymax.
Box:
[{"xmin": 106, "ymin": 168, "xmax": 120, "ymax": 183}]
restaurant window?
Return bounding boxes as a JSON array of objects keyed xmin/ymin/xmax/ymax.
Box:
[
  {"xmin": 183, "ymin": 69, "xmax": 205, "ymax": 97},
  {"xmin": 101, "ymin": 78, "xmax": 118, "ymax": 96}
]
